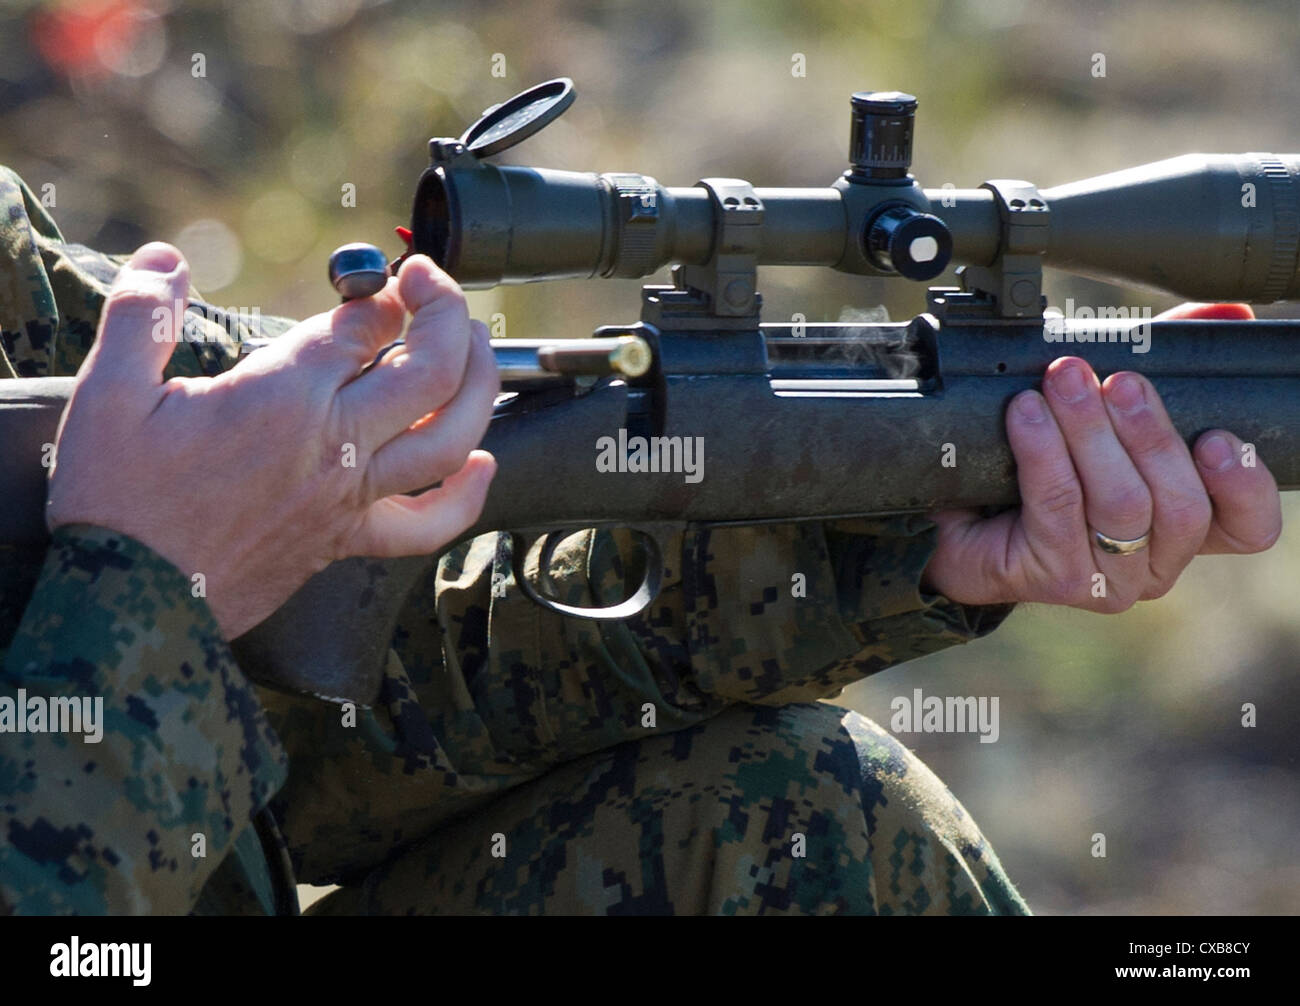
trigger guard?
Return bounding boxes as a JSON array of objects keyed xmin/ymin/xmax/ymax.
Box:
[{"xmin": 509, "ymin": 528, "xmax": 663, "ymax": 620}]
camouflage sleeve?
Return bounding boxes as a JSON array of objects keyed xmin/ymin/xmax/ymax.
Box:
[
  {"xmin": 0, "ymin": 164, "xmax": 292, "ymax": 380},
  {"xmin": 0, "ymin": 525, "xmax": 290, "ymax": 914}
]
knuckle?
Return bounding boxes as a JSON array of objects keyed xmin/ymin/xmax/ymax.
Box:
[
  {"xmin": 295, "ymin": 333, "xmax": 338, "ymax": 369},
  {"xmin": 106, "ymin": 285, "xmax": 171, "ymax": 320},
  {"xmin": 1126, "ymin": 423, "xmax": 1180, "ymax": 462},
  {"xmin": 1043, "ymin": 580, "xmax": 1081, "ymax": 607},
  {"xmin": 471, "ymin": 349, "xmax": 502, "ymax": 402},
  {"xmin": 441, "ymin": 283, "xmax": 469, "ymax": 315},
  {"xmin": 1037, "ymin": 475, "xmax": 1085, "ymax": 518},
  {"xmin": 1158, "ymin": 493, "xmax": 1212, "ymax": 540},
  {"xmin": 423, "ymin": 437, "xmax": 471, "ymax": 480},
  {"xmin": 1043, "ymin": 569, "xmax": 1094, "ymax": 606},
  {"xmin": 421, "ymin": 276, "xmax": 469, "ymax": 321},
  {"xmin": 1096, "ymin": 483, "xmax": 1151, "ymax": 527},
  {"xmin": 390, "ymin": 350, "xmax": 458, "ymax": 406}
]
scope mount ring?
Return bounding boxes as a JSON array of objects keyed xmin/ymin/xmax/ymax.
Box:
[
  {"xmin": 459, "ymin": 78, "xmax": 576, "ymax": 158},
  {"xmin": 957, "ymin": 178, "xmax": 1049, "ymax": 319},
  {"xmin": 675, "ymin": 177, "xmax": 765, "ymax": 319}
]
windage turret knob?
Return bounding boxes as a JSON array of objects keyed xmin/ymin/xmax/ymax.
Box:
[
  {"xmin": 848, "ymin": 91, "xmax": 917, "ymax": 182},
  {"xmin": 865, "ymin": 203, "xmax": 953, "ymax": 281}
]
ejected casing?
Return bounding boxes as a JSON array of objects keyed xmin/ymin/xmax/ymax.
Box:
[{"xmin": 493, "ymin": 335, "xmax": 652, "ymax": 385}]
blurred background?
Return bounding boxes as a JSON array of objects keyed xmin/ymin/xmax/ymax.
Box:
[{"xmin": 1, "ymin": 0, "xmax": 1295, "ymax": 914}]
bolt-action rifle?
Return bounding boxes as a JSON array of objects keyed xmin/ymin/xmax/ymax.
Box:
[{"xmin": 4, "ymin": 79, "xmax": 1299, "ymax": 702}]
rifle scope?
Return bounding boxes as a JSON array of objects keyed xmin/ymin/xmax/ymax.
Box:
[{"xmin": 409, "ymin": 79, "xmax": 1300, "ymax": 305}]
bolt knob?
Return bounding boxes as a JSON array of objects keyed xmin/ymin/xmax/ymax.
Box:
[{"xmin": 329, "ymin": 243, "xmax": 390, "ymax": 300}]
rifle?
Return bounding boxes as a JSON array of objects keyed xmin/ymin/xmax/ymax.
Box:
[{"xmin": 4, "ymin": 78, "xmax": 1300, "ymax": 704}]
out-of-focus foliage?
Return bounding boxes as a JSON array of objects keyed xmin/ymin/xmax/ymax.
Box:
[{"xmin": 2, "ymin": 0, "xmax": 1295, "ymax": 914}]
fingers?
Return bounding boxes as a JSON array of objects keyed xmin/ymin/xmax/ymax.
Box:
[
  {"xmin": 921, "ymin": 507, "xmax": 1022, "ymax": 606},
  {"xmin": 935, "ymin": 302, "xmax": 1274, "ymax": 612},
  {"xmin": 1007, "ymin": 353, "xmax": 1280, "ymax": 613},
  {"xmin": 1100, "ymin": 371, "xmax": 1211, "ymax": 597},
  {"xmin": 266, "ymin": 276, "xmax": 408, "ymax": 384},
  {"xmin": 1003, "ymin": 386, "xmax": 1090, "ymax": 594},
  {"xmin": 321, "ymin": 274, "xmax": 409, "ymax": 367},
  {"xmin": 1191, "ymin": 430, "xmax": 1283, "ymax": 555},
  {"xmin": 347, "ymin": 450, "xmax": 497, "ymax": 558},
  {"xmin": 1136, "ymin": 303, "xmax": 1275, "ymax": 558},
  {"xmin": 1041, "ymin": 358, "xmax": 1153, "ymax": 572},
  {"xmin": 335, "ymin": 255, "xmax": 477, "ymax": 449},
  {"xmin": 362, "ymin": 320, "xmax": 498, "ymax": 499},
  {"xmin": 83, "ymin": 243, "xmax": 189, "ymax": 393}
]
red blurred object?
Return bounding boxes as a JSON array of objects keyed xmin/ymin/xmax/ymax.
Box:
[
  {"xmin": 31, "ymin": 0, "xmax": 143, "ymax": 79},
  {"xmin": 392, "ymin": 226, "xmax": 415, "ymax": 270},
  {"xmin": 1156, "ymin": 302, "xmax": 1256, "ymax": 321}
]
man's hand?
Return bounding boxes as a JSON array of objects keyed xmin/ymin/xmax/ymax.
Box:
[
  {"xmin": 46, "ymin": 243, "xmax": 499, "ymax": 639},
  {"xmin": 922, "ymin": 302, "xmax": 1283, "ymax": 610}
]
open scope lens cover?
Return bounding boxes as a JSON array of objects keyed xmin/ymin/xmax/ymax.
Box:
[{"xmin": 459, "ymin": 77, "xmax": 575, "ymax": 157}]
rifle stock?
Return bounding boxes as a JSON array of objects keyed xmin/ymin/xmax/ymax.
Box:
[{"xmin": 6, "ymin": 312, "xmax": 1299, "ymax": 704}]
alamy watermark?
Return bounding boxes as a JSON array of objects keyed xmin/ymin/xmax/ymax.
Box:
[
  {"xmin": 890, "ymin": 687, "xmax": 1000, "ymax": 743},
  {"xmin": 596, "ymin": 429, "xmax": 704, "ymax": 484},
  {"xmin": 1044, "ymin": 297, "xmax": 1152, "ymax": 354},
  {"xmin": 151, "ymin": 300, "xmax": 261, "ymax": 343},
  {"xmin": 50, "ymin": 938, "xmax": 150, "ymax": 985},
  {"xmin": 0, "ymin": 690, "xmax": 103, "ymax": 743}
]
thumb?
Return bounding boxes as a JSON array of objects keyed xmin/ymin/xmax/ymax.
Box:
[{"xmin": 83, "ymin": 242, "xmax": 190, "ymax": 390}]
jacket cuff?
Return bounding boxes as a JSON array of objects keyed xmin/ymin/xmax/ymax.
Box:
[{"xmin": 824, "ymin": 514, "xmax": 1017, "ymax": 642}]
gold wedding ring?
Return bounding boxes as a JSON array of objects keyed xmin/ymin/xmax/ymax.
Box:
[{"xmin": 1091, "ymin": 527, "xmax": 1152, "ymax": 555}]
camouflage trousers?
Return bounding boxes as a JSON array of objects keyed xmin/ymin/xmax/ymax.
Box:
[{"xmin": 308, "ymin": 702, "xmax": 1028, "ymax": 915}]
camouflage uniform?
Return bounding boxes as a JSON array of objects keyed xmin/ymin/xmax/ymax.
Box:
[{"xmin": 0, "ymin": 166, "xmax": 1027, "ymax": 915}]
